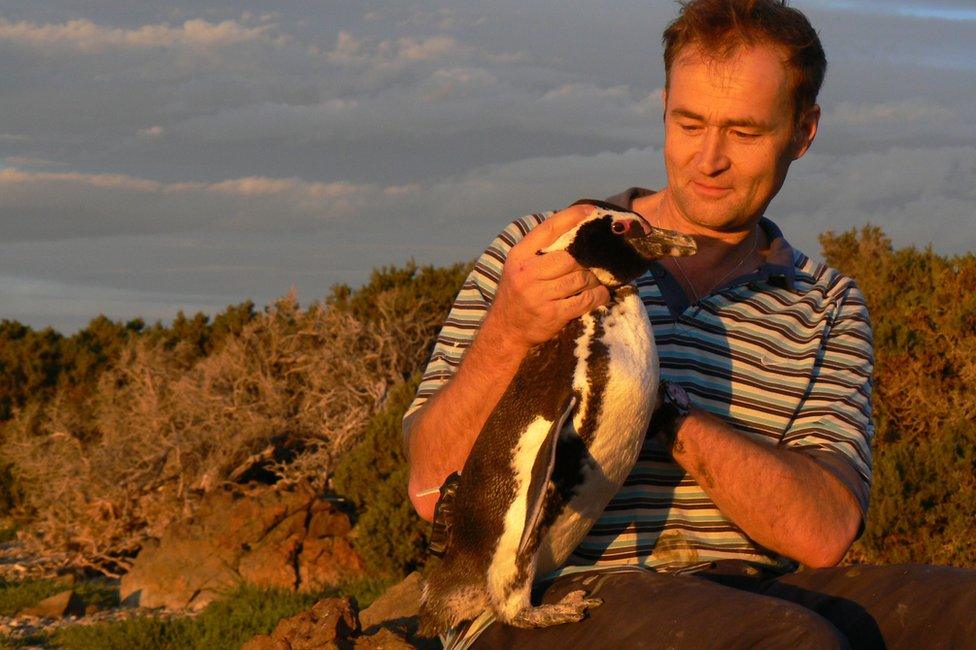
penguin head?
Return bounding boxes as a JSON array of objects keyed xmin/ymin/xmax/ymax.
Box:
[{"xmin": 540, "ymin": 201, "xmax": 697, "ymax": 287}]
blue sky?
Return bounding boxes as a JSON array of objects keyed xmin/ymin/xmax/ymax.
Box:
[{"xmin": 1, "ymin": 1, "xmax": 974, "ymax": 331}]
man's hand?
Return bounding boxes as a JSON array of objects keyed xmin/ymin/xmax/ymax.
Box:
[
  {"xmin": 488, "ymin": 204, "xmax": 611, "ymax": 349},
  {"xmin": 405, "ymin": 201, "xmax": 610, "ymax": 521}
]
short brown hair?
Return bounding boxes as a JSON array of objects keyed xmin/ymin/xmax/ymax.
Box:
[{"xmin": 663, "ymin": 0, "xmax": 827, "ymax": 117}]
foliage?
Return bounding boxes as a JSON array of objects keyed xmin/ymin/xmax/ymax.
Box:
[
  {"xmin": 48, "ymin": 578, "xmax": 392, "ymax": 650},
  {"xmin": 0, "ymin": 262, "xmax": 468, "ymax": 573},
  {"xmin": 821, "ymin": 226, "xmax": 976, "ymax": 566},
  {"xmin": 333, "ymin": 376, "xmax": 430, "ymax": 577}
]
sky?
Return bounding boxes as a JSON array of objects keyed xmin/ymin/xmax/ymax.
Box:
[{"xmin": 1, "ymin": 1, "xmax": 974, "ymax": 332}]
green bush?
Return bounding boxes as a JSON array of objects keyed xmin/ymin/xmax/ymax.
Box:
[
  {"xmin": 821, "ymin": 226, "xmax": 976, "ymax": 566},
  {"xmin": 333, "ymin": 376, "xmax": 430, "ymax": 577}
]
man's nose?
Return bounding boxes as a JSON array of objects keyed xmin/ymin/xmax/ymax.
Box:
[{"xmin": 696, "ymin": 129, "xmax": 731, "ymax": 176}]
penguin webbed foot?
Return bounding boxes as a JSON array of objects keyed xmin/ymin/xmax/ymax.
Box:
[{"xmin": 508, "ymin": 589, "xmax": 603, "ymax": 629}]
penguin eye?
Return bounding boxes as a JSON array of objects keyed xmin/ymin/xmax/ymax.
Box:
[{"xmin": 611, "ymin": 221, "xmax": 628, "ymax": 235}]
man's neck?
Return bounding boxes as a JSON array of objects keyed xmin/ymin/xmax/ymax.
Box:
[
  {"xmin": 634, "ymin": 190, "xmax": 764, "ymax": 263},
  {"xmin": 633, "ymin": 189, "xmax": 767, "ymax": 299}
]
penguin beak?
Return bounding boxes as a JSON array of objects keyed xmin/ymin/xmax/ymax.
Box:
[{"xmin": 624, "ymin": 221, "xmax": 697, "ymax": 260}]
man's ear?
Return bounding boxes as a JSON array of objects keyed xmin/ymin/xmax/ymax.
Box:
[{"xmin": 792, "ymin": 104, "xmax": 821, "ymax": 160}]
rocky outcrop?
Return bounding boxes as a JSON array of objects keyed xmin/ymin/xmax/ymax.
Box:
[
  {"xmin": 120, "ymin": 482, "xmax": 366, "ymax": 610},
  {"xmin": 242, "ymin": 597, "xmax": 361, "ymax": 650},
  {"xmin": 359, "ymin": 572, "xmax": 423, "ymax": 636},
  {"xmin": 241, "ymin": 574, "xmax": 433, "ymax": 649}
]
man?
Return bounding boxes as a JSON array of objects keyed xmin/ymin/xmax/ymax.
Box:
[{"xmin": 403, "ymin": 0, "xmax": 976, "ymax": 647}]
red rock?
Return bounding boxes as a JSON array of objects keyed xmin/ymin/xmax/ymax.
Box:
[
  {"xmin": 121, "ymin": 483, "xmax": 363, "ymax": 610},
  {"xmin": 307, "ymin": 502, "xmax": 353, "ymax": 538},
  {"xmin": 265, "ymin": 597, "xmax": 360, "ymax": 650},
  {"xmin": 354, "ymin": 627, "xmax": 416, "ymax": 649},
  {"xmin": 298, "ymin": 537, "xmax": 366, "ymax": 591},
  {"xmin": 359, "ymin": 572, "xmax": 422, "ymax": 632}
]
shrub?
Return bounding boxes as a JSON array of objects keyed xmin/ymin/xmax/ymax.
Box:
[
  {"xmin": 1, "ymin": 263, "xmax": 468, "ymax": 574},
  {"xmin": 821, "ymin": 226, "xmax": 976, "ymax": 566},
  {"xmin": 333, "ymin": 376, "xmax": 430, "ymax": 577}
]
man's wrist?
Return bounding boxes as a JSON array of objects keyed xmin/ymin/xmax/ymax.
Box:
[
  {"xmin": 480, "ymin": 307, "xmax": 534, "ymax": 357},
  {"xmin": 652, "ymin": 381, "xmax": 691, "ymax": 452}
]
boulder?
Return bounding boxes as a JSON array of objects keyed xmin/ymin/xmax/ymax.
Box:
[
  {"xmin": 21, "ymin": 590, "xmax": 86, "ymax": 619},
  {"xmin": 359, "ymin": 572, "xmax": 423, "ymax": 632},
  {"xmin": 242, "ymin": 597, "xmax": 360, "ymax": 650},
  {"xmin": 121, "ymin": 483, "xmax": 365, "ymax": 610},
  {"xmin": 354, "ymin": 628, "xmax": 417, "ymax": 649},
  {"xmin": 298, "ymin": 537, "xmax": 367, "ymax": 591}
]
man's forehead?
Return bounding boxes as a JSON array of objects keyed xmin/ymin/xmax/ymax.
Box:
[{"xmin": 667, "ymin": 43, "xmax": 793, "ymax": 121}]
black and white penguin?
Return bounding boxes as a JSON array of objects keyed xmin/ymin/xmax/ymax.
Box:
[{"xmin": 419, "ymin": 201, "xmax": 697, "ymax": 638}]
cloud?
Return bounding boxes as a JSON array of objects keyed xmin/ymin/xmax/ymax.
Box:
[
  {"xmin": 324, "ymin": 30, "xmax": 523, "ymax": 70},
  {"xmin": 3, "ymin": 156, "xmax": 66, "ymax": 167},
  {"xmin": 0, "ymin": 16, "xmax": 279, "ymax": 53},
  {"xmin": 326, "ymin": 31, "xmax": 473, "ymax": 67},
  {"xmin": 830, "ymin": 99, "xmax": 957, "ymax": 126},
  {"xmin": 0, "ymin": 166, "xmax": 411, "ymax": 241},
  {"xmin": 138, "ymin": 126, "xmax": 165, "ymax": 139}
]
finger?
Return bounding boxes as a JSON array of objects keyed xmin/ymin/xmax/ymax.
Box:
[
  {"xmin": 520, "ymin": 203, "xmax": 595, "ymax": 250},
  {"xmin": 558, "ymin": 285, "xmax": 610, "ymax": 318},
  {"xmin": 539, "ymin": 270, "xmax": 600, "ymax": 301},
  {"xmin": 532, "ymin": 250, "xmax": 583, "ymax": 280}
]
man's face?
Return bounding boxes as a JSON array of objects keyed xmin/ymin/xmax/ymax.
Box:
[{"xmin": 662, "ymin": 43, "xmax": 818, "ymax": 232}]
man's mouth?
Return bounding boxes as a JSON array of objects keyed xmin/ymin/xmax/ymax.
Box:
[{"xmin": 691, "ymin": 180, "xmax": 732, "ymax": 198}]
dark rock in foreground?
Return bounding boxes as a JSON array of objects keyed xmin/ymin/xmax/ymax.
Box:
[{"xmin": 241, "ymin": 573, "xmax": 436, "ymax": 649}]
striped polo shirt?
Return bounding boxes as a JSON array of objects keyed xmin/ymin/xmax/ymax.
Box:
[{"xmin": 406, "ymin": 186, "xmax": 874, "ymax": 574}]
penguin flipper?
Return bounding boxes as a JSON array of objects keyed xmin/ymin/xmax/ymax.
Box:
[{"xmin": 518, "ymin": 394, "xmax": 577, "ymax": 557}]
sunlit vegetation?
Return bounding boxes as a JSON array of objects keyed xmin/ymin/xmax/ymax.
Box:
[{"xmin": 0, "ymin": 227, "xmax": 973, "ymax": 598}]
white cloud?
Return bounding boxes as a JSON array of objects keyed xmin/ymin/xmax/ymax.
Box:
[
  {"xmin": 831, "ymin": 98, "xmax": 957, "ymax": 126},
  {"xmin": 324, "ymin": 30, "xmax": 524, "ymax": 70},
  {"xmin": 0, "ymin": 166, "xmax": 415, "ymax": 240},
  {"xmin": 0, "ymin": 16, "xmax": 279, "ymax": 53},
  {"xmin": 138, "ymin": 126, "xmax": 165, "ymax": 139}
]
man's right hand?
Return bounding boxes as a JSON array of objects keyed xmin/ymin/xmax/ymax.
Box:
[
  {"xmin": 487, "ymin": 203, "xmax": 612, "ymax": 349},
  {"xmin": 406, "ymin": 201, "xmax": 612, "ymax": 521}
]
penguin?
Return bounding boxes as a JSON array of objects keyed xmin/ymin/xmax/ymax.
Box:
[{"xmin": 419, "ymin": 201, "xmax": 697, "ymax": 639}]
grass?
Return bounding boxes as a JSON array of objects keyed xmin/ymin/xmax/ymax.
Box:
[
  {"xmin": 51, "ymin": 575, "xmax": 395, "ymax": 650},
  {"xmin": 0, "ymin": 577, "xmax": 118, "ymax": 617}
]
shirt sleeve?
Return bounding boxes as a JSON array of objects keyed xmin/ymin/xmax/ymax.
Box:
[
  {"xmin": 403, "ymin": 213, "xmax": 550, "ymax": 421},
  {"xmin": 781, "ymin": 277, "xmax": 875, "ymax": 517}
]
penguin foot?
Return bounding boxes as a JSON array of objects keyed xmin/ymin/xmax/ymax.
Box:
[{"xmin": 508, "ymin": 589, "xmax": 603, "ymax": 629}]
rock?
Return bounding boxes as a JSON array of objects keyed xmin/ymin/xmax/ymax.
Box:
[
  {"xmin": 245, "ymin": 597, "xmax": 361, "ymax": 650},
  {"xmin": 120, "ymin": 483, "xmax": 363, "ymax": 610},
  {"xmin": 120, "ymin": 537, "xmax": 239, "ymax": 611},
  {"xmin": 241, "ymin": 634, "xmax": 277, "ymax": 650},
  {"xmin": 307, "ymin": 501, "xmax": 353, "ymax": 538},
  {"xmin": 359, "ymin": 572, "xmax": 423, "ymax": 632},
  {"xmin": 21, "ymin": 590, "xmax": 86, "ymax": 619},
  {"xmin": 354, "ymin": 628, "xmax": 416, "ymax": 649},
  {"xmin": 298, "ymin": 537, "xmax": 366, "ymax": 592}
]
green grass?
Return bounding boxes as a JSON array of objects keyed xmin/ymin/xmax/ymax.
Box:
[
  {"xmin": 0, "ymin": 576, "xmax": 118, "ymax": 617},
  {"xmin": 52, "ymin": 576, "xmax": 396, "ymax": 650}
]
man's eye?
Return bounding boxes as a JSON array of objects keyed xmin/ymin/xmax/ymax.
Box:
[
  {"xmin": 679, "ymin": 124, "xmax": 702, "ymax": 133},
  {"xmin": 732, "ymin": 130, "xmax": 760, "ymax": 140}
]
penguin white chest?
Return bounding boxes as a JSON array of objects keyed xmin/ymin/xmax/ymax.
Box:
[{"xmin": 541, "ymin": 289, "xmax": 658, "ymax": 572}]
